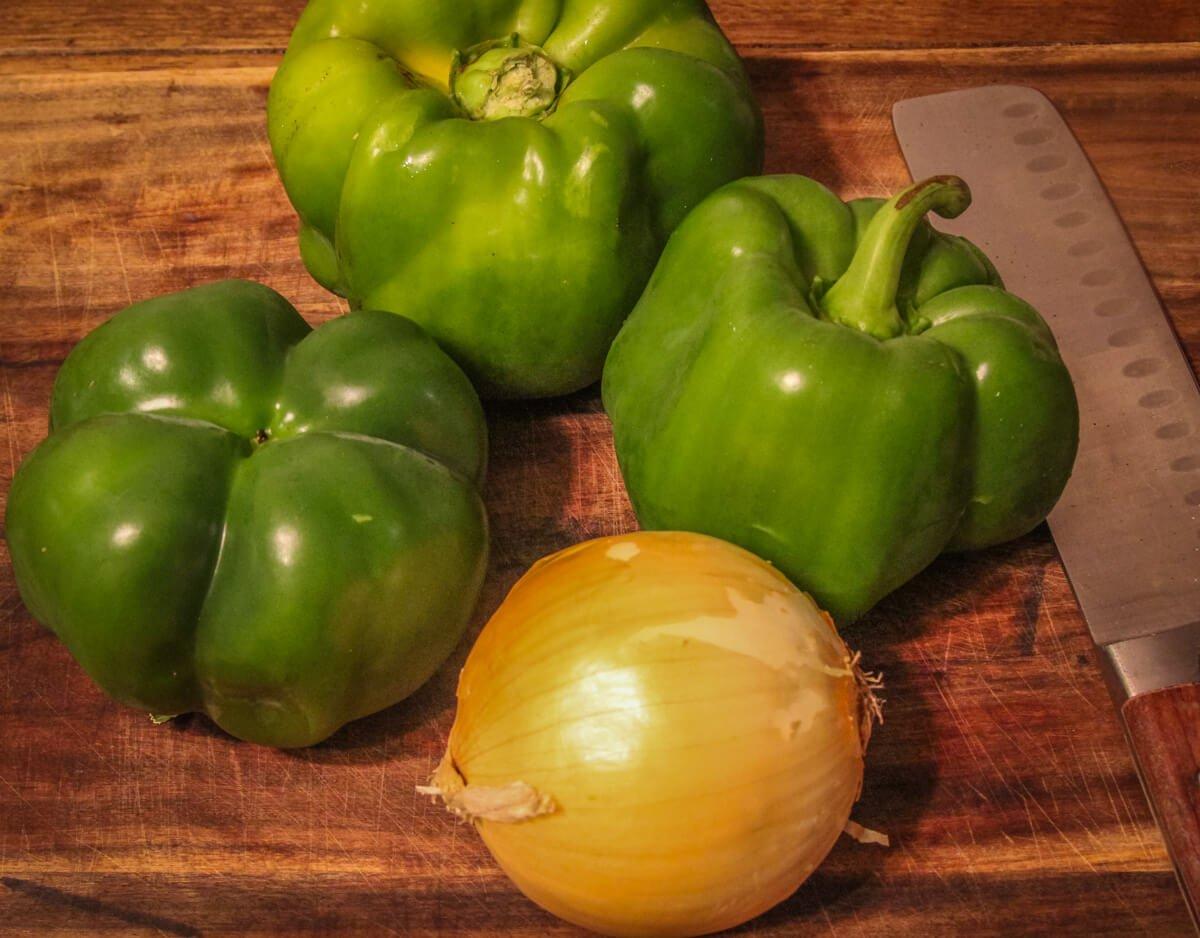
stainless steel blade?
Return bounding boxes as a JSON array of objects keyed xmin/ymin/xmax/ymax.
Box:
[{"xmin": 892, "ymin": 86, "xmax": 1200, "ymax": 684}]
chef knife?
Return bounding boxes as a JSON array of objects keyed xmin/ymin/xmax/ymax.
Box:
[{"xmin": 894, "ymin": 85, "xmax": 1200, "ymax": 926}]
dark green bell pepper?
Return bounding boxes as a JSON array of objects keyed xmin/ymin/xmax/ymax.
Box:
[
  {"xmin": 267, "ymin": 0, "xmax": 763, "ymax": 398},
  {"xmin": 6, "ymin": 280, "xmax": 488, "ymax": 747},
  {"xmin": 603, "ymin": 175, "xmax": 1079, "ymax": 623}
]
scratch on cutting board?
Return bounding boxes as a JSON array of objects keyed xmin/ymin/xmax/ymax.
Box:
[
  {"xmin": 810, "ymin": 880, "xmax": 838, "ymax": 936},
  {"xmin": 150, "ymin": 226, "xmax": 167, "ymax": 260},
  {"xmin": 1017, "ymin": 776, "xmax": 1153, "ymax": 931},
  {"xmin": 1089, "ymin": 741, "xmax": 1131, "ymax": 842},
  {"xmin": 250, "ymin": 118, "xmax": 274, "ymax": 171},
  {"xmin": 108, "ymin": 221, "xmax": 133, "ymax": 305},
  {"xmin": 1018, "ymin": 780, "xmax": 1101, "ymax": 876},
  {"xmin": 978, "ymin": 676, "xmax": 1068, "ymax": 788},
  {"xmin": 1, "ymin": 370, "xmax": 17, "ymax": 480},
  {"xmin": 1094, "ymin": 743, "xmax": 1155, "ymax": 859},
  {"xmin": 942, "ymin": 829, "xmax": 987, "ymax": 910},
  {"xmin": 928, "ymin": 675, "xmax": 994, "ymax": 781},
  {"xmin": 1060, "ymin": 733, "xmax": 1094, "ymax": 805},
  {"xmin": 1039, "ymin": 603, "xmax": 1097, "ymax": 712},
  {"xmin": 30, "ymin": 685, "xmax": 118, "ymax": 774},
  {"xmin": 32, "ymin": 139, "xmax": 67, "ymax": 338},
  {"xmin": 1, "ymin": 877, "xmax": 202, "ymax": 937},
  {"xmin": 0, "ymin": 772, "xmax": 36, "ymax": 814}
]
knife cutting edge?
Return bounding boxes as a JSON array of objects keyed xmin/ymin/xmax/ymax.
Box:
[{"xmin": 893, "ymin": 85, "xmax": 1200, "ymax": 927}]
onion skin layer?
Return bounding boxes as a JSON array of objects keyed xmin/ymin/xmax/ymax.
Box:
[{"xmin": 437, "ymin": 531, "xmax": 866, "ymax": 937}]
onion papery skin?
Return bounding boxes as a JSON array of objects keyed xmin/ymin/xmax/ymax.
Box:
[{"xmin": 435, "ymin": 531, "xmax": 866, "ymax": 937}]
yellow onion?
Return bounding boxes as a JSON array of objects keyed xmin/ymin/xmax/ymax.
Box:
[{"xmin": 421, "ymin": 531, "xmax": 877, "ymax": 936}]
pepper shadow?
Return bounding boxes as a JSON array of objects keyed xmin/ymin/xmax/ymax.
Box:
[
  {"xmin": 745, "ymin": 55, "xmax": 847, "ymax": 190},
  {"xmin": 737, "ymin": 528, "xmax": 1055, "ymax": 928}
]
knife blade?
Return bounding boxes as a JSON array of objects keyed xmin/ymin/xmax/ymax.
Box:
[{"xmin": 893, "ymin": 85, "xmax": 1200, "ymax": 926}]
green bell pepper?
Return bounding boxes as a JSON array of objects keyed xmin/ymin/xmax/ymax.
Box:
[
  {"xmin": 6, "ymin": 281, "xmax": 488, "ymax": 747},
  {"xmin": 267, "ymin": 0, "xmax": 763, "ymax": 398},
  {"xmin": 603, "ymin": 175, "xmax": 1079, "ymax": 624}
]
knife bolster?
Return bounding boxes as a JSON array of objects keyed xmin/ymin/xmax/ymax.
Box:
[{"xmin": 1100, "ymin": 623, "xmax": 1200, "ymax": 703}]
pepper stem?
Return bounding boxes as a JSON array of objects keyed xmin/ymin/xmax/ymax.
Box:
[
  {"xmin": 451, "ymin": 35, "xmax": 563, "ymax": 121},
  {"xmin": 818, "ymin": 175, "xmax": 971, "ymax": 340}
]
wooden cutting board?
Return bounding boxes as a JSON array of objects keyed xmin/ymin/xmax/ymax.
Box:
[{"xmin": 2, "ymin": 2, "xmax": 1198, "ymax": 934}]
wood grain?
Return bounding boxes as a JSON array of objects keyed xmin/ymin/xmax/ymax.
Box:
[
  {"xmin": 1123, "ymin": 684, "xmax": 1200, "ymax": 927},
  {"xmin": 1, "ymin": 0, "xmax": 1197, "ymax": 55},
  {"xmin": 1, "ymin": 2, "xmax": 1198, "ymax": 935}
]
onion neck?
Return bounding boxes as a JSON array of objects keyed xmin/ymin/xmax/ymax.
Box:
[{"xmin": 818, "ymin": 175, "xmax": 971, "ymax": 340}]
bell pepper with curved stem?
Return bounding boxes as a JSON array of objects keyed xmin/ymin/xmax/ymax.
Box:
[
  {"xmin": 267, "ymin": 0, "xmax": 763, "ymax": 398},
  {"xmin": 603, "ymin": 175, "xmax": 1079, "ymax": 624},
  {"xmin": 6, "ymin": 280, "xmax": 489, "ymax": 747}
]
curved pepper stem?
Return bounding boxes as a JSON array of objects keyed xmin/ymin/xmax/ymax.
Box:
[{"xmin": 818, "ymin": 175, "xmax": 971, "ymax": 340}]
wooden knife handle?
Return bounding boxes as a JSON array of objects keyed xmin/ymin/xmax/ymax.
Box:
[{"xmin": 1123, "ymin": 683, "xmax": 1200, "ymax": 926}]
